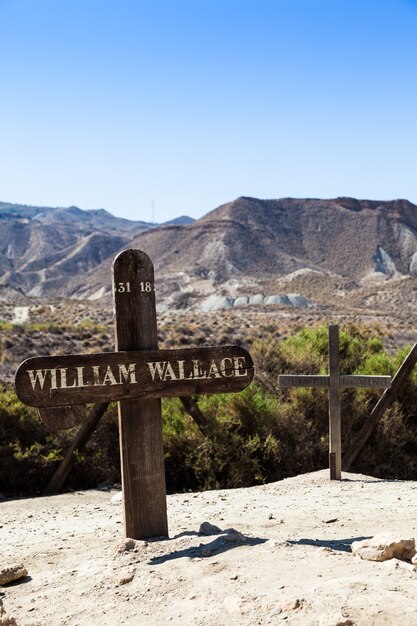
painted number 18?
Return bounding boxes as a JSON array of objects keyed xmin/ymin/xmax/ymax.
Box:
[
  {"xmin": 139, "ymin": 281, "xmax": 155, "ymax": 292},
  {"xmin": 117, "ymin": 281, "xmax": 155, "ymax": 293}
]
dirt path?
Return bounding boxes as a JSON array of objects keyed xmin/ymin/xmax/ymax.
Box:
[{"xmin": 2, "ymin": 470, "xmax": 417, "ymax": 625}]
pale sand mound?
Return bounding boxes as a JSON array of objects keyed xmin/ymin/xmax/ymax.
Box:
[{"xmin": 2, "ymin": 470, "xmax": 417, "ymax": 625}]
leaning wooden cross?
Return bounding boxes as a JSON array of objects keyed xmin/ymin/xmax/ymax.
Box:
[
  {"xmin": 278, "ymin": 325, "xmax": 391, "ymax": 480},
  {"xmin": 15, "ymin": 250, "xmax": 254, "ymax": 540}
]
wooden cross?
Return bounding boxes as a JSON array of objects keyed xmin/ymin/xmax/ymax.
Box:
[
  {"xmin": 278, "ymin": 325, "xmax": 391, "ymax": 480},
  {"xmin": 15, "ymin": 250, "xmax": 254, "ymax": 539}
]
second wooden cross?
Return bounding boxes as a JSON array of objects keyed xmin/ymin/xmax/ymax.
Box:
[{"xmin": 278, "ymin": 325, "xmax": 391, "ymax": 480}]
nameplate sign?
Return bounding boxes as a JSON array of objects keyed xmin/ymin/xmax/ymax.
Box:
[
  {"xmin": 340, "ymin": 375, "xmax": 391, "ymax": 389},
  {"xmin": 16, "ymin": 345, "xmax": 254, "ymax": 407},
  {"xmin": 279, "ymin": 375, "xmax": 391, "ymax": 389},
  {"xmin": 279, "ymin": 375, "xmax": 329, "ymax": 388}
]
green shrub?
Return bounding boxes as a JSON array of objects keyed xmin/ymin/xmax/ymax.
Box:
[
  {"xmin": 0, "ymin": 386, "xmax": 121, "ymax": 496},
  {"xmin": 2, "ymin": 324, "xmax": 417, "ymax": 496}
]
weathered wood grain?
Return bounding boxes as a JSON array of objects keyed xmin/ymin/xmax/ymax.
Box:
[
  {"xmin": 44, "ymin": 402, "xmax": 109, "ymax": 494},
  {"xmin": 38, "ymin": 405, "xmax": 87, "ymax": 430},
  {"xmin": 328, "ymin": 325, "xmax": 341, "ymax": 480},
  {"xmin": 340, "ymin": 375, "xmax": 391, "ymax": 389},
  {"xmin": 112, "ymin": 249, "xmax": 168, "ymax": 540},
  {"xmin": 15, "ymin": 346, "xmax": 254, "ymax": 407},
  {"xmin": 343, "ymin": 342, "xmax": 417, "ymax": 470},
  {"xmin": 14, "ymin": 247, "xmax": 257, "ymax": 538},
  {"xmin": 277, "ymin": 325, "xmax": 392, "ymax": 481}
]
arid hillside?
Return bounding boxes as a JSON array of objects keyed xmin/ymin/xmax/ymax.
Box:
[
  {"xmin": 2, "ymin": 196, "xmax": 417, "ymax": 315},
  {"xmin": 116, "ymin": 196, "xmax": 417, "ymax": 281},
  {"xmin": 0, "ymin": 202, "xmax": 193, "ymax": 298},
  {"xmin": 64, "ymin": 196, "xmax": 417, "ymax": 314}
]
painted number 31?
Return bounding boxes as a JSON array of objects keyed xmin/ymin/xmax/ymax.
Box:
[
  {"xmin": 117, "ymin": 282, "xmax": 131, "ymax": 293},
  {"xmin": 117, "ymin": 282, "xmax": 155, "ymax": 293}
]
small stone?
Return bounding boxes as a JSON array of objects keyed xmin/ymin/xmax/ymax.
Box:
[
  {"xmin": 116, "ymin": 538, "xmax": 136, "ymax": 553},
  {"xmin": 0, "ymin": 565, "xmax": 28, "ymax": 586},
  {"xmin": 116, "ymin": 538, "xmax": 146, "ymax": 554},
  {"xmin": 412, "ymin": 553, "xmax": 417, "ymax": 566},
  {"xmin": 351, "ymin": 534, "xmax": 416, "ymax": 562},
  {"xmin": 118, "ymin": 570, "xmax": 135, "ymax": 585},
  {"xmin": 199, "ymin": 522, "xmax": 222, "ymax": 535},
  {"xmin": 201, "ymin": 548, "xmax": 211, "ymax": 557},
  {"xmin": 269, "ymin": 607, "xmax": 283, "ymax": 616}
]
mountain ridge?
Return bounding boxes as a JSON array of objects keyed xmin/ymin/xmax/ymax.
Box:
[
  {"xmin": 0, "ymin": 201, "xmax": 195, "ymax": 298},
  {"xmin": 1, "ymin": 196, "xmax": 417, "ymax": 311}
]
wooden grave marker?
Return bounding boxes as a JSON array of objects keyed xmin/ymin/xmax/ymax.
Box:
[
  {"xmin": 15, "ymin": 249, "xmax": 254, "ymax": 539},
  {"xmin": 278, "ymin": 325, "xmax": 391, "ymax": 480}
]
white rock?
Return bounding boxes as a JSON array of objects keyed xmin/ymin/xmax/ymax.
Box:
[
  {"xmin": 374, "ymin": 246, "xmax": 399, "ymax": 277},
  {"xmin": 199, "ymin": 295, "xmax": 235, "ymax": 312},
  {"xmin": 264, "ymin": 295, "xmax": 291, "ymax": 306},
  {"xmin": 233, "ymin": 296, "xmax": 249, "ymax": 307},
  {"xmin": 287, "ymin": 293, "xmax": 310, "ymax": 308},
  {"xmin": 351, "ymin": 534, "xmax": 416, "ymax": 562},
  {"xmin": 248, "ymin": 294, "xmax": 264, "ymax": 305}
]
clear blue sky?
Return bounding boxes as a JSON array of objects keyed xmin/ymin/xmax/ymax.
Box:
[{"xmin": 0, "ymin": 0, "xmax": 416, "ymax": 223}]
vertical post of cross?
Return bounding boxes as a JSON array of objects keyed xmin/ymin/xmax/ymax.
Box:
[
  {"xmin": 112, "ymin": 249, "xmax": 168, "ymax": 539},
  {"xmin": 328, "ymin": 325, "xmax": 342, "ymax": 480}
]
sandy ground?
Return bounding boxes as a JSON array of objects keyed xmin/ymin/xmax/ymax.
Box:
[{"xmin": 2, "ymin": 470, "xmax": 417, "ymax": 626}]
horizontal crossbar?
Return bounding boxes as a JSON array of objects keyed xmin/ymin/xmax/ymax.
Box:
[
  {"xmin": 278, "ymin": 375, "xmax": 329, "ymax": 388},
  {"xmin": 15, "ymin": 346, "xmax": 254, "ymax": 407},
  {"xmin": 278, "ymin": 374, "xmax": 391, "ymax": 389}
]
